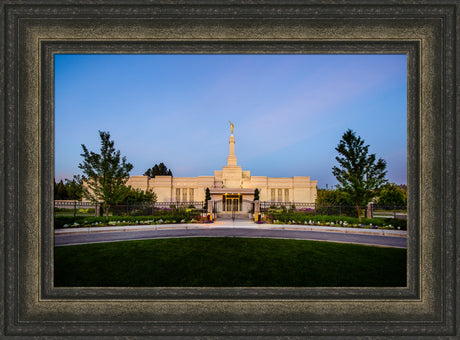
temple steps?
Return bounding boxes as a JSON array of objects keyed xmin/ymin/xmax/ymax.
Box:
[{"xmin": 215, "ymin": 212, "xmax": 251, "ymax": 220}]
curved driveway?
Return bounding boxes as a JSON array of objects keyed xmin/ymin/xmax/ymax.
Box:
[{"xmin": 55, "ymin": 226, "xmax": 406, "ymax": 248}]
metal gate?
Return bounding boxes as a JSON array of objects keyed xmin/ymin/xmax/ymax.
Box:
[
  {"xmin": 242, "ymin": 199, "xmax": 254, "ymax": 214},
  {"xmin": 213, "ymin": 200, "xmax": 223, "ymax": 216},
  {"xmin": 212, "ymin": 199, "xmax": 254, "ymax": 219}
]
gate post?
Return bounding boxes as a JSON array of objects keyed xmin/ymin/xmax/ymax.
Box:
[
  {"xmin": 254, "ymin": 200, "xmax": 261, "ymax": 222},
  {"xmin": 207, "ymin": 199, "xmax": 214, "ymax": 221},
  {"xmin": 366, "ymin": 202, "xmax": 373, "ymax": 219}
]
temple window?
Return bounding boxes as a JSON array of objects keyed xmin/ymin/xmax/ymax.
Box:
[
  {"xmin": 285, "ymin": 189, "xmax": 289, "ymax": 202},
  {"xmin": 176, "ymin": 188, "xmax": 181, "ymax": 202},
  {"xmin": 271, "ymin": 189, "xmax": 275, "ymax": 201},
  {"xmin": 278, "ymin": 189, "xmax": 282, "ymax": 202},
  {"xmin": 189, "ymin": 188, "xmax": 194, "ymax": 201}
]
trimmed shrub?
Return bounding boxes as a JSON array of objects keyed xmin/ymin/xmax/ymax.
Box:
[
  {"xmin": 267, "ymin": 211, "xmax": 389, "ymax": 228},
  {"xmin": 54, "ymin": 211, "xmax": 201, "ymax": 229},
  {"xmin": 384, "ymin": 218, "xmax": 407, "ymax": 230}
]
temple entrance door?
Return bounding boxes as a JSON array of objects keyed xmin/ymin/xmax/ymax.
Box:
[
  {"xmin": 223, "ymin": 195, "xmax": 241, "ymax": 212},
  {"xmin": 227, "ymin": 198, "xmax": 238, "ymax": 212}
]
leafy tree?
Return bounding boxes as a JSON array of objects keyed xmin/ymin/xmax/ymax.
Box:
[
  {"xmin": 377, "ymin": 183, "xmax": 406, "ymax": 207},
  {"xmin": 144, "ymin": 162, "xmax": 172, "ymax": 178},
  {"xmin": 79, "ymin": 131, "xmax": 133, "ymax": 218},
  {"xmin": 315, "ymin": 188, "xmax": 356, "ymax": 217},
  {"xmin": 120, "ymin": 186, "xmax": 157, "ymax": 204},
  {"xmin": 254, "ymin": 188, "xmax": 260, "ymax": 201},
  {"xmin": 204, "ymin": 187, "xmax": 211, "ymax": 211},
  {"xmin": 332, "ymin": 129, "xmax": 387, "ymax": 221},
  {"xmin": 316, "ymin": 188, "xmax": 351, "ymax": 206}
]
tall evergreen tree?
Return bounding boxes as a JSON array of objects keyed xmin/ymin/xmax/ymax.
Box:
[
  {"xmin": 332, "ymin": 129, "xmax": 387, "ymax": 221},
  {"xmin": 144, "ymin": 162, "xmax": 173, "ymax": 177},
  {"xmin": 54, "ymin": 179, "xmax": 67, "ymax": 200},
  {"xmin": 254, "ymin": 188, "xmax": 260, "ymax": 201},
  {"xmin": 79, "ymin": 131, "xmax": 133, "ymax": 218},
  {"xmin": 64, "ymin": 175, "xmax": 83, "ymax": 200}
]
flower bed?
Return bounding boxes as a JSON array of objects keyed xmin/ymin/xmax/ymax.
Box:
[
  {"xmin": 264, "ymin": 212, "xmax": 406, "ymax": 230},
  {"xmin": 55, "ymin": 211, "xmax": 202, "ymax": 229}
]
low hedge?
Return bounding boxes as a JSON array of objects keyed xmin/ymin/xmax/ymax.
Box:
[
  {"xmin": 384, "ymin": 218, "xmax": 407, "ymax": 230},
  {"xmin": 54, "ymin": 207, "xmax": 96, "ymax": 214},
  {"xmin": 54, "ymin": 211, "xmax": 407, "ymax": 230},
  {"xmin": 267, "ymin": 212, "xmax": 407, "ymax": 229},
  {"xmin": 54, "ymin": 211, "xmax": 201, "ymax": 229}
]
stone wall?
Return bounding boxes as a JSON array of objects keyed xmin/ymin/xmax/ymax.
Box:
[{"xmin": 126, "ymin": 174, "xmax": 317, "ymax": 204}]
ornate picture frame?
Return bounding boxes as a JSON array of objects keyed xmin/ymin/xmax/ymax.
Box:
[{"xmin": 1, "ymin": 1, "xmax": 457, "ymax": 337}]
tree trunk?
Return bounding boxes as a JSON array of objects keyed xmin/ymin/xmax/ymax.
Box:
[
  {"xmin": 357, "ymin": 205, "xmax": 362, "ymax": 223},
  {"xmin": 105, "ymin": 204, "xmax": 110, "ymax": 219}
]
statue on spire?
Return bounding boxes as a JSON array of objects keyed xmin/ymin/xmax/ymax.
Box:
[{"xmin": 228, "ymin": 120, "xmax": 234, "ymax": 135}]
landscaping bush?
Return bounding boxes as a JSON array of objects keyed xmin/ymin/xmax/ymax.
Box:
[
  {"xmin": 54, "ymin": 211, "xmax": 201, "ymax": 229},
  {"xmin": 107, "ymin": 204, "xmax": 203, "ymax": 217},
  {"xmin": 315, "ymin": 205, "xmax": 356, "ymax": 217},
  {"xmin": 267, "ymin": 211, "xmax": 389, "ymax": 228},
  {"xmin": 54, "ymin": 208, "xmax": 74, "ymax": 213},
  {"xmin": 54, "ymin": 207, "xmax": 95, "ymax": 214},
  {"xmin": 293, "ymin": 207, "xmax": 315, "ymax": 213},
  {"xmin": 111, "ymin": 205, "xmax": 157, "ymax": 216},
  {"xmin": 384, "ymin": 218, "xmax": 407, "ymax": 230}
]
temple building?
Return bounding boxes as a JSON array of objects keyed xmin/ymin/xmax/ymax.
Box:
[{"xmin": 126, "ymin": 123, "xmax": 317, "ymax": 213}]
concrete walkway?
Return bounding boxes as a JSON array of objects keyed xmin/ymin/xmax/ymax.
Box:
[
  {"xmin": 55, "ymin": 219, "xmax": 406, "ymax": 237},
  {"xmin": 55, "ymin": 226, "xmax": 407, "ymax": 249}
]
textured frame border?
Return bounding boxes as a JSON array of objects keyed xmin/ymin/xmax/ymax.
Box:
[
  {"xmin": 1, "ymin": 1, "xmax": 458, "ymax": 338},
  {"xmin": 43, "ymin": 40, "xmax": 419, "ymax": 301}
]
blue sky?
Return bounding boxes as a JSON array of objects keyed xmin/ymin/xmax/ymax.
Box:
[{"xmin": 54, "ymin": 54, "xmax": 407, "ymax": 188}]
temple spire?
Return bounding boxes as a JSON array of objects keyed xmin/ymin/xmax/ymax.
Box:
[{"xmin": 227, "ymin": 122, "xmax": 237, "ymax": 166}]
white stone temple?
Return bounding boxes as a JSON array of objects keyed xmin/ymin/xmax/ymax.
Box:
[{"xmin": 126, "ymin": 123, "xmax": 317, "ymax": 213}]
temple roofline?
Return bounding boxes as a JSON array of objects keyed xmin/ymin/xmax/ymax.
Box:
[{"xmin": 209, "ymin": 188, "xmax": 254, "ymax": 195}]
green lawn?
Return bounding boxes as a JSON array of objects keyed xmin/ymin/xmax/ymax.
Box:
[{"xmin": 54, "ymin": 237, "xmax": 406, "ymax": 287}]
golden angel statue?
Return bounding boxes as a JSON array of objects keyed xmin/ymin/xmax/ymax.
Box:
[{"xmin": 229, "ymin": 121, "xmax": 234, "ymax": 134}]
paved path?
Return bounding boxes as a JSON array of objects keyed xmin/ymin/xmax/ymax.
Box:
[{"xmin": 55, "ymin": 221, "xmax": 406, "ymax": 248}]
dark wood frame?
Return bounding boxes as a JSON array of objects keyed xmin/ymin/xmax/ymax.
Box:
[{"xmin": 1, "ymin": 1, "xmax": 458, "ymax": 338}]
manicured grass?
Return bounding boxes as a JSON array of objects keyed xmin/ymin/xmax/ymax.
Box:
[{"xmin": 54, "ymin": 237, "xmax": 406, "ymax": 287}]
